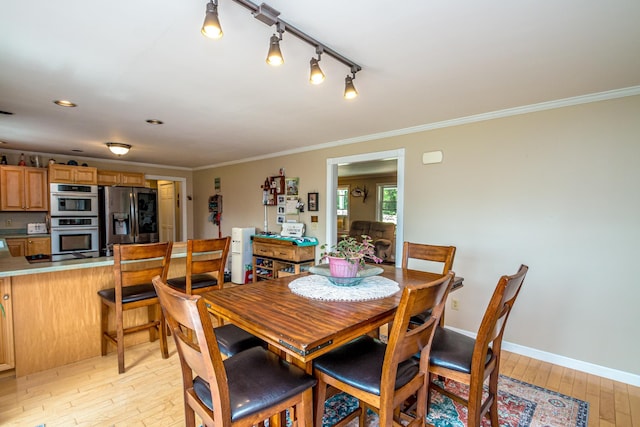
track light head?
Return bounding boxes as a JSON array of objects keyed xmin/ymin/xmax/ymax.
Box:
[
  {"xmin": 309, "ymin": 57, "xmax": 325, "ymax": 85},
  {"xmin": 266, "ymin": 33, "xmax": 284, "ymax": 66},
  {"xmin": 201, "ymin": 0, "xmax": 223, "ymax": 39},
  {"xmin": 344, "ymin": 74, "xmax": 358, "ymax": 100}
]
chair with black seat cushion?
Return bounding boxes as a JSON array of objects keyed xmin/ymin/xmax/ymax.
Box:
[
  {"xmin": 313, "ymin": 272, "xmax": 454, "ymax": 427},
  {"xmin": 167, "ymin": 237, "xmax": 265, "ymax": 358},
  {"xmin": 402, "ymin": 242, "xmax": 456, "ymax": 326},
  {"xmin": 427, "ymin": 264, "xmax": 528, "ymax": 427},
  {"xmin": 98, "ymin": 241, "xmax": 173, "ymax": 374},
  {"xmin": 152, "ymin": 275, "xmax": 316, "ymax": 427}
]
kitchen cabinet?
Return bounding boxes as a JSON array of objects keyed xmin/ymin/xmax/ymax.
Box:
[
  {"xmin": 252, "ymin": 237, "xmax": 315, "ymax": 283},
  {"xmin": 5, "ymin": 237, "xmax": 51, "ymax": 257},
  {"xmin": 0, "ymin": 278, "xmax": 15, "ymax": 372},
  {"xmin": 0, "ymin": 165, "xmax": 48, "ymax": 211},
  {"xmin": 97, "ymin": 169, "xmax": 145, "ymax": 187},
  {"xmin": 48, "ymin": 164, "xmax": 97, "ymax": 185}
]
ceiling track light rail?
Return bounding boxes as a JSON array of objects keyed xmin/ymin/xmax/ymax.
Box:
[{"xmin": 203, "ymin": 0, "xmax": 362, "ymax": 98}]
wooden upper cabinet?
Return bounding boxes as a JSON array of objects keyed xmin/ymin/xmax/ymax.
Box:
[
  {"xmin": 97, "ymin": 169, "xmax": 145, "ymax": 187},
  {"xmin": 0, "ymin": 166, "xmax": 48, "ymax": 211},
  {"xmin": 48, "ymin": 164, "xmax": 97, "ymax": 185}
]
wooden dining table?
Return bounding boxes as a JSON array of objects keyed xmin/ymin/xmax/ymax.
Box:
[{"xmin": 202, "ymin": 265, "xmax": 463, "ymax": 373}]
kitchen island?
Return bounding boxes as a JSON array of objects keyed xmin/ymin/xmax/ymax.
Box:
[{"xmin": 0, "ymin": 239, "xmax": 187, "ymax": 377}]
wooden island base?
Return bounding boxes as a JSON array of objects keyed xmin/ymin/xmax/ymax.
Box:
[{"xmin": 11, "ymin": 261, "xmax": 185, "ymax": 377}]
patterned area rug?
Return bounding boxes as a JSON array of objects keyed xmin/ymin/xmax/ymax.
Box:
[{"xmin": 322, "ymin": 375, "xmax": 589, "ymax": 427}]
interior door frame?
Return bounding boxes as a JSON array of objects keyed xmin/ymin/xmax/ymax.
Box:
[
  {"xmin": 326, "ymin": 148, "xmax": 405, "ymax": 267},
  {"xmin": 147, "ymin": 175, "xmax": 187, "ymax": 242}
]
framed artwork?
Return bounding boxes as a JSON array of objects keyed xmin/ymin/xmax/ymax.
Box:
[
  {"xmin": 277, "ymin": 215, "xmax": 285, "ymax": 224},
  {"xmin": 277, "ymin": 205, "xmax": 285, "ymax": 214},
  {"xmin": 277, "ymin": 195, "xmax": 286, "ymax": 205},
  {"xmin": 308, "ymin": 192, "xmax": 318, "ymax": 211},
  {"xmin": 286, "ymin": 177, "xmax": 299, "ymax": 196}
]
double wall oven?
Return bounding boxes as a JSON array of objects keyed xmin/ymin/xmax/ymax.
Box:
[{"xmin": 49, "ymin": 184, "xmax": 100, "ymax": 261}]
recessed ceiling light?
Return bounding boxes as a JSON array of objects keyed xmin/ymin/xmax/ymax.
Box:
[
  {"xmin": 0, "ymin": 110, "xmax": 14, "ymax": 115},
  {"xmin": 146, "ymin": 119, "xmax": 164, "ymax": 125},
  {"xmin": 71, "ymin": 149, "xmax": 84, "ymax": 153},
  {"xmin": 54, "ymin": 100, "xmax": 77, "ymax": 107}
]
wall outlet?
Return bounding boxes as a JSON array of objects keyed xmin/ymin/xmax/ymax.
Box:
[
  {"xmin": 5, "ymin": 219, "xmax": 11, "ymax": 227},
  {"xmin": 451, "ymin": 298, "xmax": 459, "ymax": 311}
]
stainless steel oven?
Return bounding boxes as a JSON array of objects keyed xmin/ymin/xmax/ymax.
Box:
[
  {"xmin": 50, "ymin": 184, "xmax": 99, "ymax": 217},
  {"xmin": 50, "ymin": 217, "xmax": 100, "ymax": 261}
]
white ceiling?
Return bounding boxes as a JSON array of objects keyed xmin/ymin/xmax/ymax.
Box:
[{"xmin": 1, "ymin": 1, "xmax": 639, "ymax": 169}]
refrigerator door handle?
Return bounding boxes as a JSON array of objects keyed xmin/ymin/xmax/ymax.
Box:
[{"xmin": 130, "ymin": 190, "xmax": 138, "ymax": 241}]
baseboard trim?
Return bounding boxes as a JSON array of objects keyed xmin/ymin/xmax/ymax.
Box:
[{"xmin": 445, "ymin": 326, "xmax": 640, "ymax": 387}]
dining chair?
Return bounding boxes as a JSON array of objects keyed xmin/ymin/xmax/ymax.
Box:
[
  {"xmin": 167, "ymin": 237, "xmax": 265, "ymax": 358},
  {"xmin": 427, "ymin": 264, "xmax": 528, "ymax": 427},
  {"xmin": 402, "ymin": 242, "xmax": 456, "ymax": 326},
  {"xmin": 152, "ymin": 275, "xmax": 317, "ymax": 427},
  {"xmin": 313, "ymin": 272, "xmax": 454, "ymax": 427},
  {"xmin": 98, "ymin": 241, "xmax": 173, "ymax": 374}
]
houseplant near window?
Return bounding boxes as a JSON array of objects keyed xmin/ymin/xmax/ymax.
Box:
[{"xmin": 320, "ymin": 235, "xmax": 382, "ymax": 277}]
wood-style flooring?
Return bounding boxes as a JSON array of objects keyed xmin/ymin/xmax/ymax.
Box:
[{"xmin": 1, "ymin": 339, "xmax": 638, "ymax": 426}]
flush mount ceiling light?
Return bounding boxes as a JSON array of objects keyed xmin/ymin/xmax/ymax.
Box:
[
  {"xmin": 202, "ymin": 0, "xmax": 361, "ymax": 98},
  {"xmin": 201, "ymin": 0, "xmax": 223, "ymax": 39},
  {"xmin": 146, "ymin": 119, "xmax": 164, "ymax": 125},
  {"xmin": 106, "ymin": 142, "xmax": 131, "ymax": 156},
  {"xmin": 54, "ymin": 100, "xmax": 77, "ymax": 107}
]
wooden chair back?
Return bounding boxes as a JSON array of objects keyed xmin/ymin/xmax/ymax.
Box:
[
  {"xmin": 152, "ymin": 275, "xmax": 230, "ymax": 426},
  {"xmin": 402, "ymin": 242, "xmax": 456, "ymax": 274},
  {"xmin": 427, "ymin": 264, "xmax": 528, "ymax": 427},
  {"xmin": 473, "ymin": 264, "xmax": 528, "ymax": 375},
  {"xmin": 114, "ymin": 242, "xmax": 173, "ymax": 291},
  {"xmin": 383, "ymin": 272, "xmax": 454, "ymax": 397},
  {"xmin": 185, "ymin": 237, "xmax": 230, "ymax": 294}
]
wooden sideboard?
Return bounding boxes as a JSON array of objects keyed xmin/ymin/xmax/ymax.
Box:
[{"xmin": 252, "ymin": 236, "xmax": 316, "ymax": 282}]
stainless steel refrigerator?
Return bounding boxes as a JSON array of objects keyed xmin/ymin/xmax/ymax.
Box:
[{"xmin": 99, "ymin": 186, "xmax": 159, "ymax": 255}]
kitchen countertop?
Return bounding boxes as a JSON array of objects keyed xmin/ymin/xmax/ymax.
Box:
[{"xmin": 0, "ymin": 239, "xmax": 186, "ymax": 278}]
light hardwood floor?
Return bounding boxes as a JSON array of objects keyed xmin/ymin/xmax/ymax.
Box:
[{"xmin": 1, "ymin": 339, "xmax": 638, "ymax": 426}]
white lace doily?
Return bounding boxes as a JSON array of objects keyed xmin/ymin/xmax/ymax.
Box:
[{"xmin": 288, "ymin": 275, "xmax": 400, "ymax": 301}]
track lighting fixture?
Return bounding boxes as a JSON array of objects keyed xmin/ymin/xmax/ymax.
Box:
[
  {"xmin": 344, "ymin": 69, "xmax": 359, "ymax": 100},
  {"xmin": 309, "ymin": 47, "xmax": 325, "ymax": 85},
  {"xmin": 266, "ymin": 23, "xmax": 284, "ymax": 66},
  {"xmin": 201, "ymin": 0, "xmax": 361, "ymax": 98},
  {"xmin": 201, "ymin": 0, "xmax": 223, "ymax": 39}
]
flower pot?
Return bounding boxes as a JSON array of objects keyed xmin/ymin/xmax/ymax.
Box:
[{"xmin": 327, "ymin": 256, "xmax": 361, "ymax": 278}]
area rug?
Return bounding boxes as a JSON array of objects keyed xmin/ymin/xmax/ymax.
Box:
[{"xmin": 322, "ymin": 375, "xmax": 589, "ymax": 427}]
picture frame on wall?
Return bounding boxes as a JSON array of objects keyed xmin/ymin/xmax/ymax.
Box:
[
  {"xmin": 277, "ymin": 215, "xmax": 285, "ymax": 224},
  {"xmin": 308, "ymin": 192, "xmax": 318, "ymax": 211}
]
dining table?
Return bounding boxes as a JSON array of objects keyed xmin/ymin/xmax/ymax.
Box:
[{"xmin": 202, "ymin": 264, "xmax": 463, "ymax": 373}]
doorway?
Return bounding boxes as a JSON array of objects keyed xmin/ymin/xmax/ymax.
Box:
[
  {"xmin": 147, "ymin": 175, "xmax": 187, "ymax": 242},
  {"xmin": 326, "ymin": 148, "xmax": 405, "ymax": 267}
]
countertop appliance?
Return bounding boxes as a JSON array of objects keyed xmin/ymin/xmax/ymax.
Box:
[
  {"xmin": 99, "ymin": 186, "xmax": 159, "ymax": 255},
  {"xmin": 231, "ymin": 227, "xmax": 255, "ymax": 284},
  {"xmin": 27, "ymin": 223, "xmax": 48, "ymax": 235}
]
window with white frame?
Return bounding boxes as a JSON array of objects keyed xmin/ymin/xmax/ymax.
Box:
[{"xmin": 377, "ymin": 184, "xmax": 397, "ymax": 224}]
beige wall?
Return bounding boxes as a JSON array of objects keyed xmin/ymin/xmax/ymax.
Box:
[{"xmin": 193, "ymin": 95, "xmax": 640, "ymax": 380}]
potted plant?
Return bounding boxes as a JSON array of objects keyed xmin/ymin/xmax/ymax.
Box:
[{"xmin": 320, "ymin": 235, "xmax": 382, "ymax": 277}]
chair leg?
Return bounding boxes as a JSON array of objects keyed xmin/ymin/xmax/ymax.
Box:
[
  {"xmin": 148, "ymin": 304, "xmax": 158, "ymax": 342},
  {"xmin": 488, "ymin": 369, "xmax": 500, "ymax": 427},
  {"xmin": 314, "ymin": 379, "xmax": 328, "ymax": 427},
  {"xmin": 298, "ymin": 389, "xmax": 314, "ymax": 427},
  {"xmin": 467, "ymin": 377, "xmax": 484, "ymax": 427},
  {"xmin": 116, "ymin": 304, "xmax": 125, "ymax": 374},
  {"xmin": 100, "ymin": 301, "xmax": 109, "ymax": 356},
  {"xmin": 158, "ymin": 305, "xmax": 169, "ymax": 359}
]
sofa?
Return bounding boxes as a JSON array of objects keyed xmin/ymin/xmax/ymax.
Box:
[{"xmin": 344, "ymin": 220, "xmax": 396, "ymax": 262}]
